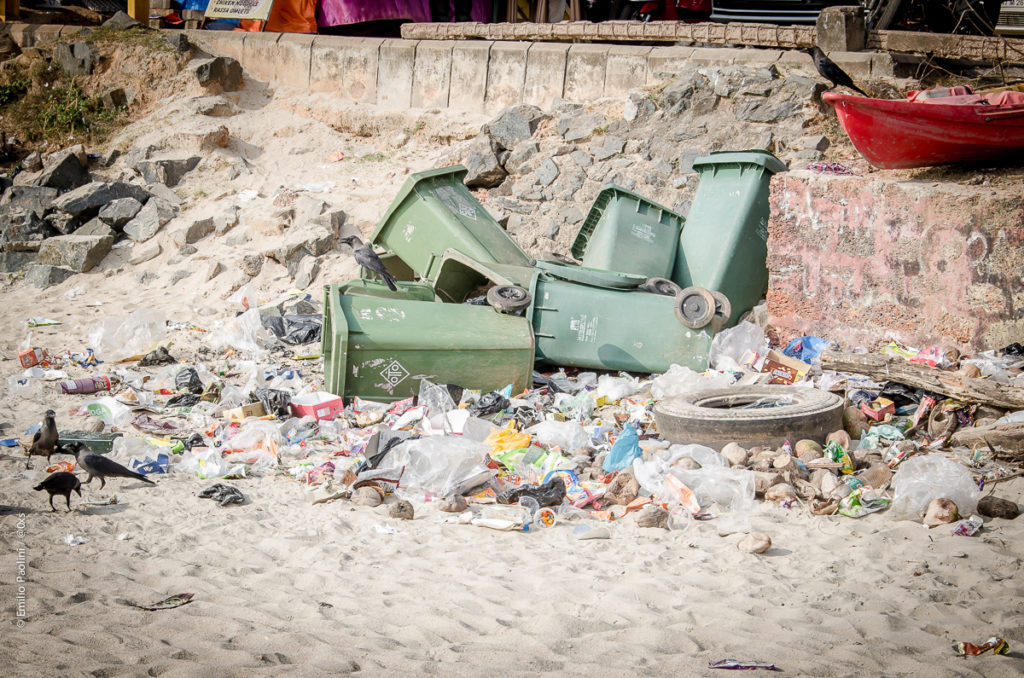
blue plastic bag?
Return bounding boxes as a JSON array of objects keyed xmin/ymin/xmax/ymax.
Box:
[
  {"xmin": 783, "ymin": 336, "xmax": 829, "ymax": 363},
  {"xmin": 602, "ymin": 423, "xmax": 642, "ymax": 473}
]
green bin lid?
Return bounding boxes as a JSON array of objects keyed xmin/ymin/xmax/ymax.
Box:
[
  {"xmin": 534, "ymin": 260, "xmax": 646, "ymax": 289},
  {"xmin": 691, "ymin": 150, "xmax": 788, "ymax": 175},
  {"xmin": 570, "ymin": 184, "xmax": 684, "ymax": 262},
  {"xmin": 369, "ymin": 165, "xmax": 470, "ymax": 244}
]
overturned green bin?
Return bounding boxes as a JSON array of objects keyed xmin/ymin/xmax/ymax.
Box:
[
  {"xmin": 570, "ymin": 185, "xmax": 685, "ymax": 280},
  {"xmin": 673, "ymin": 150, "xmax": 788, "ymax": 327},
  {"xmin": 322, "ymin": 279, "xmax": 535, "ymax": 402},
  {"xmin": 529, "ymin": 261, "xmax": 713, "ymax": 374},
  {"xmin": 369, "ymin": 166, "xmax": 533, "ymax": 282}
]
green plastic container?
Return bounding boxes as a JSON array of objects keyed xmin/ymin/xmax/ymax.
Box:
[
  {"xmin": 571, "ymin": 185, "xmax": 685, "ymax": 279},
  {"xmin": 529, "ymin": 263, "xmax": 713, "ymax": 373},
  {"xmin": 321, "ymin": 279, "xmax": 534, "ymax": 402},
  {"xmin": 673, "ymin": 150, "xmax": 788, "ymax": 327},
  {"xmin": 432, "ymin": 250, "xmax": 535, "ymax": 304},
  {"xmin": 57, "ymin": 432, "xmax": 123, "ymax": 454},
  {"xmin": 370, "ymin": 166, "xmax": 533, "ymax": 282}
]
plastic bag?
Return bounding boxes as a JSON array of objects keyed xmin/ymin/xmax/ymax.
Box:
[
  {"xmin": 553, "ymin": 391, "xmax": 596, "ymax": 419},
  {"xmin": 84, "ymin": 397, "xmax": 133, "ymax": 427},
  {"xmin": 383, "ymin": 436, "xmax": 490, "ymax": 497},
  {"xmin": 175, "ymin": 367, "xmax": 204, "ymax": 394},
  {"xmin": 251, "ymin": 388, "xmax": 292, "ymax": 417},
  {"xmin": 595, "ymin": 374, "xmax": 640, "ymax": 403},
  {"xmin": 709, "ymin": 321, "xmax": 768, "ymax": 371},
  {"xmin": 889, "ymin": 454, "xmax": 981, "ymax": 521},
  {"xmin": 261, "ymin": 314, "xmax": 322, "ymax": 345},
  {"xmin": 602, "ymin": 423, "xmax": 642, "ymax": 472},
  {"xmin": 209, "ymin": 308, "xmax": 276, "ymax": 355},
  {"xmin": 651, "ymin": 364, "xmax": 734, "ymax": 400},
  {"xmin": 484, "ymin": 423, "xmax": 531, "ymax": 454},
  {"xmin": 782, "ymin": 336, "xmax": 829, "ymax": 364},
  {"xmin": 666, "ymin": 443, "xmax": 728, "ymax": 468},
  {"xmin": 88, "ymin": 308, "xmax": 167, "ymax": 362},
  {"xmin": 670, "ymin": 466, "xmax": 755, "ymax": 533},
  {"xmin": 466, "ymin": 391, "xmax": 510, "ymax": 417},
  {"xmin": 525, "ymin": 420, "xmax": 591, "ymax": 453}
]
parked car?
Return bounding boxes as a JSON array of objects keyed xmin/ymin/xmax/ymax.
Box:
[{"xmin": 711, "ymin": 0, "xmax": 1004, "ymax": 34}]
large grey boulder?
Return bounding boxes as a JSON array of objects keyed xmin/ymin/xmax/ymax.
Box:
[
  {"xmin": 186, "ymin": 95, "xmax": 238, "ymax": 117},
  {"xmin": 192, "ymin": 57, "xmax": 244, "ymax": 93},
  {"xmin": 38, "ymin": 234, "xmax": 113, "ymax": 273},
  {"xmin": 1, "ymin": 209, "xmax": 53, "ymax": 245},
  {"xmin": 135, "ymin": 157, "xmax": 201, "ymax": 188},
  {"xmin": 53, "ymin": 41, "xmax": 97, "ymax": 76},
  {"xmin": 0, "ymin": 251, "xmax": 39, "ymax": 273},
  {"xmin": 463, "ymin": 135, "xmax": 506, "ymax": 189},
  {"xmin": 54, "ymin": 181, "xmax": 151, "ymax": 217},
  {"xmin": 75, "ymin": 218, "xmax": 115, "ymax": 238},
  {"xmin": 483, "ymin": 105, "xmax": 544, "ymax": 152},
  {"xmin": 33, "ymin": 145, "xmax": 90, "ymax": 191},
  {"xmin": 0, "ymin": 186, "xmax": 58, "ymax": 217},
  {"xmin": 183, "ymin": 217, "xmax": 214, "ymax": 244},
  {"xmin": 25, "ymin": 264, "xmax": 76, "ymax": 289},
  {"xmin": 98, "ymin": 197, "xmax": 144, "ymax": 228},
  {"xmin": 123, "ymin": 198, "xmax": 175, "ymax": 243}
]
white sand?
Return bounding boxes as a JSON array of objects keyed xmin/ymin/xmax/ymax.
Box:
[{"xmin": 2, "ymin": 58, "xmax": 1023, "ymax": 678}]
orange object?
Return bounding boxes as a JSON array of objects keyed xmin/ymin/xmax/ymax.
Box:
[
  {"xmin": 665, "ymin": 474, "xmax": 701, "ymax": 514},
  {"xmin": 19, "ymin": 348, "xmax": 48, "ymax": 368},
  {"xmin": 46, "ymin": 461, "xmax": 76, "ymax": 473},
  {"xmin": 265, "ymin": 0, "xmax": 317, "ymax": 33},
  {"xmin": 623, "ymin": 496, "xmax": 652, "ymax": 515}
]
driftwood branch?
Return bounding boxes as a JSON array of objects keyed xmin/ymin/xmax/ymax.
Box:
[
  {"xmin": 950, "ymin": 423, "xmax": 1024, "ymax": 454},
  {"xmin": 820, "ymin": 351, "xmax": 1024, "ymax": 410}
]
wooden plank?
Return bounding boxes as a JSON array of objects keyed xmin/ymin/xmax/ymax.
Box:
[
  {"xmin": 820, "ymin": 350, "xmax": 1024, "ymax": 410},
  {"xmin": 951, "ymin": 422, "xmax": 1024, "ymax": 454}
]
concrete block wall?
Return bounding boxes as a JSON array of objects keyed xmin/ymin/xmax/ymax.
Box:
[{"xmin": 767, "ymin": 172, "xmax": 1024, "ymax": 352}]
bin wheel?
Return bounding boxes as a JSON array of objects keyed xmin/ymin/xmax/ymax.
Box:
[
  {"xmin": 674, "ymin": 286, "xmax": 716, "ymax": 329},
  {"xmin": 487, "ymin": 285, "xmax": 532, "ymax": 313},
  {"xmin": 710, "ymin": 290, "xmax": 732, "ymax": 331},
  {"xmin": 644, "ymin": 277, "xmax": 682, "ymax": 297}
]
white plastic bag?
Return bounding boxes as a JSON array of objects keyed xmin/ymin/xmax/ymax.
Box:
[
  {"xmin": 209, "ymin": 308, "xmax": 276, "ymax": 356},
  {"xmin": 383, "ymin": 436, "xmax": 490, "ymax": 497},
  {"xmin": 651, "ymin": 364, "xmax": 734, "ymax": 400},
  {"xmin": 526, "ymin": 420, "xmax": 591, "ymax": 453},
  {"xmin": 670, "ymin": 466, "xmax": 755, "ymax": 533},
  {"xmin": 595, "ymin": 374, "xmax": 640, "ymax": 402},
  {"xmin": 709, "ymin": 321, "xmax": 767, "ymax": 371},
  {"xmin": 667, "ymin": 444, "xmax": 728, "ymax": 468},
  {"xmin": 890, "ymin": 454, "xmax": 981, "ymax": 521},
  {"xmin": 88, "ymin": 308, "xmax": 166, "ymax": 362},
  {"xmin": 84, "ymin": 397, "xmax": 133, "ymax": 427}
]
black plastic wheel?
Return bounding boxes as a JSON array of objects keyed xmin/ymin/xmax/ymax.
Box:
[
  {"xmin": 487, "ymin": 285, "xmax": 532, "ymax": 313},
  {"xmin": 674, "ymin": 286, "xmax": 716, "ymax": 329},
  {"xmin": 644, "ymin": 277, "xmax": 682, "ymax": 297}
]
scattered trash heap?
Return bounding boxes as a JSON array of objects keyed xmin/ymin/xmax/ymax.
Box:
[{"xmin": 13, "ymin": 297, "xmax": 1023, "ymax": 554}]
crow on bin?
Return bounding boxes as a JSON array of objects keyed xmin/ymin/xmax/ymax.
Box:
[{"xmin": 339, "ymin": 235, "xmax": 399, "ymax": 292}]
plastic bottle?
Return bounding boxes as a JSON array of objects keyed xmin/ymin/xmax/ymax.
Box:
[{"xmin": 60, "ymin": 376, "xmax": 113, "ymax": 395}]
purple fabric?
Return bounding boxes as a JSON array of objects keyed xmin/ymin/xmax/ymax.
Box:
[{"xmin": 318, "ymin": 0, "xmax": 490, "ymax": 27}]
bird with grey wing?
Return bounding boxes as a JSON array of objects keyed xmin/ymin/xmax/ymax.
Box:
[
  {"xmin": 806, "ymin": 46, "xmax": 868, "ymax": 97},
  {"xmin": 26, "ymin": 409, "xmax": 59, "ymax": 469},
  {"xmin": 339, "ymin": 235, "xmax": 399, "ymax": 291},
  {"xmin": 34, "ymin": 472, "xmax": 82, "ymax": 512},
  {"xmin": 59, "ymin": 442, "xmax": 156, "ymax": 489}
]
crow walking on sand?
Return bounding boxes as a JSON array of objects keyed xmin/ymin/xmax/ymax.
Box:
[
  {"xmin": 60, "ymin": 442, "xmax": 155, "ymax": 490},
  {"xmin": 806, "ymin": 46, "xmax": 868, "ymax": 97},
  {"xmin": 26, "ymin": 409, "xmax": 59, "ymax": 469},
  {"xmin": 339, "ymin": 235, "xmax": 399, "ymax": 291},
  {"xmin": 34, "ymin": 472, "xmax": 82, "ymax": 512}
]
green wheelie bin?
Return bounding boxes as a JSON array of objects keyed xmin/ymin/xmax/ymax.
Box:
[
  {"xmin": 321, "ymin": 279, "xmax": 535, "ymax": 402},
  {"xmin": 672, "ymin": 150, "xmax": 788, "ymax": 328},
  {"xmin": 570, "ymin": 184, "xmax": 685, "ymax": 281},
  {"xmin": 369, "ymin": 166, "xmax": 533, "ymax": 282}
]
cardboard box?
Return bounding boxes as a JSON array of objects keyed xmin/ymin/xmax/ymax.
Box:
[
  {"xmin": 19, "ymin": 348, "xmax": 48, "ymax": 368},
  {"xmin": 760, "ymin": 350, "xmax": 811, "ymax": 385},
  {"xmin": 861, "ymin": 397, "xmax": 895, "ymax": 422},
  {"xmin": 224, "ymin": 402, "xmax": 266, "ymax": 423},
  {"xmin": 290, "ymin": 392, "xmax": 344, "ymax": 421}
]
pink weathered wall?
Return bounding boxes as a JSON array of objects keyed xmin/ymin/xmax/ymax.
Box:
[{"xmin": 766, "ymin": 171, "xmax": 1024, "ymax": 352}]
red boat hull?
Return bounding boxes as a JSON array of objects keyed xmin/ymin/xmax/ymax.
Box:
[{"xmin": 823, "ymin": 92, "xmax": 1024, "ymax": 169}]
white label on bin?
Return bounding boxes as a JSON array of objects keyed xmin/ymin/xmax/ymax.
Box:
[
  {"xmin": 404, "ymin": 224, "xmax": 416, "ymax": 242},
  {"xmin": 756, "ymin": 218, "xmax": 769, "ymax": 242},
  {"xmin": 380, "ymin": 360, "xmax": 410, "ymax": 387},
  {"xmin": 630, "ymin": 222, "xmax": 655, "ymax": 243},
  {"xmin": 432, "ymin": 186, "xmax": 478, "ymax": 220},
  {"xmin": 569, "ymin": 314, "xmax": 598, "ymax": 343}
]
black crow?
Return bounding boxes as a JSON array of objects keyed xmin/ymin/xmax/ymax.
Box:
[
  {"xmin": 26, "ymin": 409, "xmax": 58, "ymax": 469},
  {"xmin": 60, "ymin": 442, "xmax": 155, "ymax": 490},
  {"xmin": 806, "ymin": 46, "xmax": 868, "ymax": 97},
  {"xmin": 339, "ymin": 235, "xmax": 399, "ymax": 291},
  {"xmin": 34, "ymin": 472, "xmax": 82, "ymax": 512}
]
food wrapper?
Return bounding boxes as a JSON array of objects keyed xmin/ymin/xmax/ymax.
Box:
[{"xmin": 953, "ymin": 637, "xmax": 1008, "ymax": 656}]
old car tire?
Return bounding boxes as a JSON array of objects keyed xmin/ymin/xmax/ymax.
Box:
[
  {"xmin": 675, "ymin": 286, "xmax": 716, "ymax": 329},
  {"xmin": 654, "ymin": 386, "xmax": 844, "ymax": 450},
  {"xmin": 487, "ymin": 285, "xmax": 531, "ymax": 313},
  {"xmin": 644, "ymin": 277, "xmax": 682, "ymax": 297}
]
